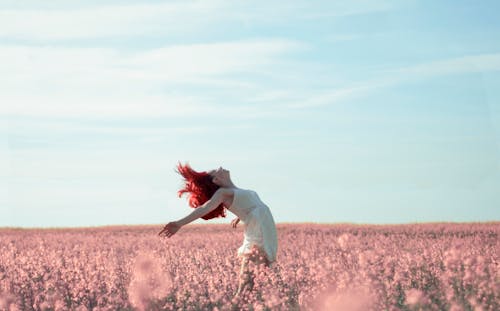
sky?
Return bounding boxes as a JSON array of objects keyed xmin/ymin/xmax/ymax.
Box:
[{"xmin": 1, "ymin": 0, "xmax": 499, "ymax": 228}]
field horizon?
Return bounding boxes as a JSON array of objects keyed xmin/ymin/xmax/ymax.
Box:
[{"xmin": 1, "ymin": 221, "xmax": 499, "ymax": 231}]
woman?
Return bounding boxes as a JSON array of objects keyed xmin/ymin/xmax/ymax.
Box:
[{"xmin": 158, "ymin": 163, "xmax": 278, "ymax": 297}]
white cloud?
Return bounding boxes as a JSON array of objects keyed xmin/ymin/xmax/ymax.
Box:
[
  {"xmin": 392, "ymin": 53, "xmax": 500, "ymax": 77},
  {"xmin": 287, "ymin": 84, "xmax": 375, "ymax": 109},
  {"xmin": 324, "ymin": 34, "xmax": 363, "ymax": 43},
  {"xmin": 282, "ymin": 78, "xmax": 397, "ymax": 109},
  {"xmin": 0, "ymin": 39, "xmax": 303, "ymax": 118},
  {"xmin": 285, "ymin": 53, "xmax": 500, "ymax": 109},
  {"xmin": 0, "ymin": 0, "xmax": 400, "ymax": 121},
  {"xmin": 129, "ymin": 39, "xmax": 304, "ymax": 78},
  {"xmin": 0, "ymin": 0, "xmax": 398, "ymax": 41},
  {"xmin": 299, "ymin": 0, "xmax": 396, "ymax": 19},
  {"xmin": 0, "ymin": 1, "xmax": 226, "ymax": 40},
  {"xmin": 7, "ymin": 149, "xmax": 172, "ymax": 179},
  {"xmin": 2, "ymin": 93, "xmax": 210, "ymax": 118}
]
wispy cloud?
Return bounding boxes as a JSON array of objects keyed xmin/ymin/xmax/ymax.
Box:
[
  {"xmin": 6, "ymin": 149, "xmax": 176, "ymax": 178},
  {"xmin": 324, "ymin": 34, "xmax": 364, "ymax": 43},
  {"xmin": 0, "ymin": 0, "xmax": 401, "ymax": 121},
  {"xmin": 298, "ymin": 0, "xmax": 397, "ymax": 19},
  {"xmin": 1, "ymin": 40, "xmax": 302, "ymax": 88},
  {"xmin": 128, "ymin": 39, "xmax": 305, "ymax": 78},
  {"xmin": 2, "ymin": 93, "xmax": 211, "ymax": 118},
  {"xmin": 392, "ymin": 53, "xmax": 500, "ymax": 77},
  {"xmin": 0, "ymin": 39, "xmax": 304, "ymax": 118},
  {"xmin": 0, "ymin": 1, "xmax": 227, "ymax": 40},
  {"xmin": 285, "ymin": 53, "xmax": 500, "ymax": 109},
  {"xmin": 266, "ymin": 76, "xmax": 398, "ymax": 109},
  {"xmin": 286, "ymin": 83, "xmax": 384, "ymax": 109},
  {"xmin": 0, "ymin": 0, "xmax": 399, "ymax": 41}
]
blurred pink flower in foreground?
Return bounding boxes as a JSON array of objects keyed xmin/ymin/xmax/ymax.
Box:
[
  {"xmin": 317, "ymin": 285, "xmax": 375, "ymax": 311},
  {"xmin": 128, "ymin": 252, "xmax": 172, "ymax": 311},
  {"xmin": 405, "ymin": 288, "xmax": 429, "ymax": 306}
]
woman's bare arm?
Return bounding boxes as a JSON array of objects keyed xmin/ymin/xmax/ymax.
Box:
[{"xmin": 159, "ymin": 188, "xmax": 226, "ymax": 237}]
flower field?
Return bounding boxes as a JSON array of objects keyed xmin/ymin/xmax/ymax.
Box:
[{"xmin": 0, "ymin": 223, "xmax": 498, "ymax": 311}]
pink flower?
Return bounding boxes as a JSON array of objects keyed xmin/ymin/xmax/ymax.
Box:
[
  {"xmin": 317, "ymin": 285, "xmax": 375, "ymax": 311},
  {"xmin": 405, "ymin": 288, "xmax": 427, "ymax": 305},
  {"xmin": 128, "ymin": 252, "xmax": 172, "ymax": 311}
]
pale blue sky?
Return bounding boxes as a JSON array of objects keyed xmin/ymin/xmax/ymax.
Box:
[{"xmin": 1, "ymin": 0, "xmax": 499, "ymax": 227}]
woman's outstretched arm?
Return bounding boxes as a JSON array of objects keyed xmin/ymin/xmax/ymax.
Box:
[{"xmin": 159, "ymin": 188, "xmax": 226, "ymax": 237}]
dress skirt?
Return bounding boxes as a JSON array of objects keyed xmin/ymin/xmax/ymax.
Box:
[{"xmin": 237, "ymin": 204, "xmax": 278, "ymax": 263}]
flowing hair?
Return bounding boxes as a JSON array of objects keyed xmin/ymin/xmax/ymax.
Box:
[{"xmin": 176, "ymin": 162, "xmax": 226, "ymax": 220}]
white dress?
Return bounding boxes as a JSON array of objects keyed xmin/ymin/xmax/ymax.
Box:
[{"xmin": 227, "ymin": 188, "xmax": 278, "ymax": 263}]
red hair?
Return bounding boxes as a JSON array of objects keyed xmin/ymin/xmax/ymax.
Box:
[{"xmin": 176, "ymin": 162, "xmax": 226, "ymax": 220}]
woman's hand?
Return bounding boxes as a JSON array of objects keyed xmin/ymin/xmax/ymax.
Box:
[
  {"xmin": 231, "ymin": 217, "xmax": 240, "ymax": 229},
  {"xmin": 158, "ymin": 221, "xmax": 181, "ymax": 238}
]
